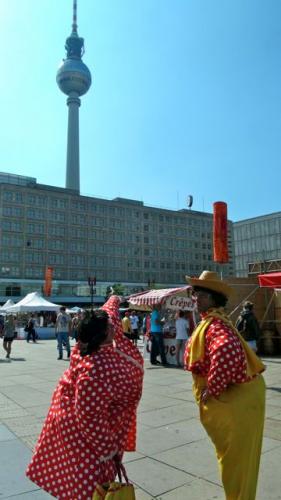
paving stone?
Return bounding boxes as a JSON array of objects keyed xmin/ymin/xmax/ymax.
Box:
[
  {"xmin": 27, "ymin": 403, "xmax": 50, "ymax": 418},
  {"xmin": 124, "ymin": 451, "xmax": 145, "ymax": 463},
  {"xmin": 0, "ymin": 386, "xmax": 51, "ymax": 408},
  {"xmin": 137, "ymin": 417, "xmax": 206, "ymax": 456},
  {"xmin": 138, "ymin": 395, "xmax": 183, "ymax": 412},
  {"xmin": 135, "ymin": 488, "xmax": 156, "ymax": 500},
  {"xmin": 0, "ymin": 438, "xmax": 41, "ymax": 497},
  {"xmin": 156, "ymin": 478, "xmax": 224, "ymax": 499},
  {"xmin": 266, "ymin": 403, "xmax": 281, "ymax": 418},
  {"xmin": 4, "ymin": 415, "xmax": 44, "ymax": 438},
  {"xmin": 264, "ymin": 417, "xmax": 281, "ymax": 441},
  {"xmin": 0, "ymin": 423, "xmax": 17, "ymax": 442},
  {"xmin": 20, "ymin": 434, "xmax": 39, "ymax": 450},
  {"xmin": 126, "ymin": 457, "xmax": 194, "ymax": 497},
  {"xmin": 152, "ymin": 438, "xmax": 219, "ymax": 481},
  {"xmin": 262, "ymin": 436, "xmax": 281, "ymax": 453},
  {"xmin": 138, "ymin": 402, "xmax": 196, "ymax": 428},
  {"xmin": 6, "ymin": 489, "xmax": 52, "ymax": 499},
  {"xmin": 257, "ymin": 446, "xmax": 281, "ymax": 499}
]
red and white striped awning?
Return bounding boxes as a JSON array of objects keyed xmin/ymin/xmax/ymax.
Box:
[{"xmin": 128, "ymin": 286, "xmax": 195, "ymax": 310}]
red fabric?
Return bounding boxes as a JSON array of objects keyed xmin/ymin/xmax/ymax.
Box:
[
  {"xmin": 43, "ymin": 266, "xmax": 53, "ymax": 296},
  {"xmin": 185, "ymin": 317, "xmax": 250, "ymax": 397},
  {"xmin": 258, "ymin": 272, "xmax": 281, "ymax": 288},
  {"xmin": 213, "ymin": 201, "xmax": 229, "ymax": 263},
  {"xmin": 26, "ymin": 296, "xmax": 143, "ymax": 500},
  {"xmin": 101, "ymin": 296, "xmax": 144, "ymax": 451}
]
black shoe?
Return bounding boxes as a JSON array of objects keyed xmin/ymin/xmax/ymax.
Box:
[{"xmin": 57, "ymin": 356, "xmax": 62, "ymax": 360}]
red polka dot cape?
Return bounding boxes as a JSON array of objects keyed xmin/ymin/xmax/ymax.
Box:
[
  {"xmin": 185, "ymin": 311, "xmax": 251, "ymax": 398},
  {"xmin": 26, "ymin": 296, "xmax": 144, "ymax": 500}
]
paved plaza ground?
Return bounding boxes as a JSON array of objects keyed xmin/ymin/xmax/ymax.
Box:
[{"xmin": 0, "ymin": 338, "xmax": 280, "ymax": 499}]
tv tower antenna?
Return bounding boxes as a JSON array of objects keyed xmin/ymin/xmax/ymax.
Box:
[{"xmin": 56, "ymin": 0, "xmax": 92, "ymax": 193}]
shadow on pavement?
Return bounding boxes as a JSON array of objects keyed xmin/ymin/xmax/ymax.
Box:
[{"xmin": 267, "ymin": 386, "xmax": 281, "ymax": 393}]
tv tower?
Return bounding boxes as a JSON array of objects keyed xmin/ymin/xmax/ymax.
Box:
[{"xmin": 56, "ymin": 0, "xmax": 92, "ymax": 193}]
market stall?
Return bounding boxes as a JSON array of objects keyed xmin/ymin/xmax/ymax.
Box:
[
  {"xmin": 257, "ymin": 272, "xmax": 281, "ymax": 354},
  {"xmin": 5, "ymin": 292, "xmax": 61, "ymax": 339},
  {"xmin": 128, "ymin": 286, "xmax": 196, "ymax": 365},
  {"xmin": 0, "ymin": 299, "xmax": 15, "ymax": 313}
]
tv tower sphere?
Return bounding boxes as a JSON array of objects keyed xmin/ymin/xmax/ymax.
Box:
[
  {"xmin": 57, "ymin": 56, "xmax": 91, "ymax": 97},
  {"xmin": 57, "ymin": 0, "xmax": 92, "ymax": 193}
]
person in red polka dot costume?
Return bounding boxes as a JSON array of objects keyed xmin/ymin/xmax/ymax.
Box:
[
  {"xmin": 26, "ymin": 296, "xmax": 143, "ymax": 500},
  {"xmin": 184, "ymin": 271, "xmax": 266, "ymax": 500}
]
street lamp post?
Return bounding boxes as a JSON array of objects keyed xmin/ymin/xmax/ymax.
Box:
[{"xmin": 88, "ymin": 276, "xmax": 96, "ymax": 308}]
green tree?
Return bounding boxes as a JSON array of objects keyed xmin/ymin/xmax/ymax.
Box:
[{"xmin": 112, "ymin": 283, "xmax": 125, "ymax": 296}]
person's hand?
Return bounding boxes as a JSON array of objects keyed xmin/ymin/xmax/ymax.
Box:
[{"xmin": 200, "ymin": 388, "xmax": 210, "ymax": 404}]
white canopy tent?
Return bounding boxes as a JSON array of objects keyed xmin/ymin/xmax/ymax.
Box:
[
  {"xmin": 66, "ymin": 306, "xmax": 83, "ymax": 314},
  {"xmin": 5, "ymin": 292, "xmax": 61, "ymax": 313},
  {"xmin": 0, "ymin": 299, "xmax": 15, "ymax": 313}
]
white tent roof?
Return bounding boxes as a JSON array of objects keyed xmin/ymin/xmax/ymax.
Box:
[
  {"xmin": 0, "ymin": 299, "xmax": 15, "ymax": 312},
  {"xmin": 66, "ymin": 306, "xmax": 83, "ymax": 314},
  {"xmin": 5, "ymin": 292, "xmax": 61, "ymax": 312}
]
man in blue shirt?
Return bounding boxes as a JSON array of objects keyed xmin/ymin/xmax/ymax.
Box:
[{"xmin": 150, "ymin": 305, "xmax": 167, "ymax": 366}]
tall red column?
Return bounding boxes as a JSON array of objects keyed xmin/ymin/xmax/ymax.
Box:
[{"xmin": 213, "ymin": 202, "xmax": 229, "ymax": 263}]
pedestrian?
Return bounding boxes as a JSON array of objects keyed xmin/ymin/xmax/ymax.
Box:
[
  {"xmin": 0, "ymin": 315, "xmax": 4, "ymax": 337},
  {"xmin": 185, "ymin": 270, "xmax": 266, "ymax": 500},
  {"xmin": 129, "ymin": 310, "xmax": 139, "ymax": 346},
  {"xmin": 2, "ymin": 315, "xmax": 15, "ymax": 359},
  {"xmin": 55, "ymin": 306, "xmax": 71, "ymax": 360},
  {"xmin": 26, "ymin": 295, "xmax": 144, "ymax": 499},
  {"xmin": 71, "ymin": 312, "xmax": 81, "ymax": 341},
  {"xmin": 26, "ymin": 314, "xmax": 37, "ymax": 343},
  {"xmin": 150, "ymin": 305, "xmax": 167, "ymax": 366},
  {"xmin": 142, "ymin": 312, "xmax": 151, "ymax": 338},
  {"xmin": 235, "ymin": 301, "xmax": 261, "ymax": 352},
  {"xmin": 122, "ymin": 311, "xmax": 132, "ymax": 339},
  {"xmin": 175, "ymin": 310, "xmax": 189, "ymax": 367}
]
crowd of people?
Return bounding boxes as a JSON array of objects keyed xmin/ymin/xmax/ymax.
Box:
[{"xmin": 0, "ymin": 271, "xmax": 267, "ymax": 499}]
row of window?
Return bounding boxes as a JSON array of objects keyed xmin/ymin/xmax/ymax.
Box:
[
  {"xmin": 234, "ymin": 236, "xmax": 281, "ymax": 256},
  {"xmin": 1, "ymin": 191, "xmax": 221, "ymax": 229},
  {"xmin": 234, "ymin": 219, "xmax": 281, "ymax": 241},
  {"xmin": 0, "ymin": 211, "xmax": 221, "ymax": 242}
]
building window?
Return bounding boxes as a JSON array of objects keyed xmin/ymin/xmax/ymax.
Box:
[
  {"xmin": 5, "ymin": 285, "xmax": 21, "ymax": 296},
  {"xmin": 50, "ymin": 198, "xmax": 68, "ymax": 209},
  {"xmin": 3, "ymin": 206, "xmax": 23, "ymax": 217},
  {"xmin": 48, "ymin": 240, "xmax": 65, "ymax": 251},
  {"xmin": 27, "ymin": 223, "xmax": 45, "ymax": 234}
]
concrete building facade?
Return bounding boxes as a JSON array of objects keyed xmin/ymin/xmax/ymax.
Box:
[
  {"xmin": 0, "ymin": 173, "xmax": 234, "ymax": 304},
  {"xmin": 234, "ymin": 212, "xmax": 281, "ymax": 277}
]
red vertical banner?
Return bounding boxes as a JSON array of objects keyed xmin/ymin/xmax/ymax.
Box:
[
  {"xmin": 213, "ymin": 202, "xmax": 229, "ymax": 263},
  {"xmin": 44, "ymin": 266, "xmax": 53, "ymax": 296}
]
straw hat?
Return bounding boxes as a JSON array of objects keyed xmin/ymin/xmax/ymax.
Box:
[{"xmin": 185, "ymin": 270, "xmax": 233, "ymax": 299}]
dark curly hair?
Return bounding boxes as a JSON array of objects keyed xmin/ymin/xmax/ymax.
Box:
[{"xmin": 77, "ymin": 309, "xmax": 109, "ymax": 356}]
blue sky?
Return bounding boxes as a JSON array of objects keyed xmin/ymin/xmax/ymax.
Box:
[{"xmin": 0, "ymin": 0, "xmax": 280, "ymax": 222}]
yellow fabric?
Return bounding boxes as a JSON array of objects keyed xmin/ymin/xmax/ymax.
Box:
[
  {"xmin": 93, "ymin": 481, "xmax": 135, "ymax": 500},
  {"xmin": 188, "ymin": 308, "xmax": 266, "ymax": 500},
  {"xmin": 122, "ymin": 317, "xmax": 131, "ymax": 334},
  {"xmin": 186, "ymin": 307, "xmax": 265, "ymax": 377},
  {"xmin": 196, "ymin": 373, "xmax": 265, "ymax": 500}
]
